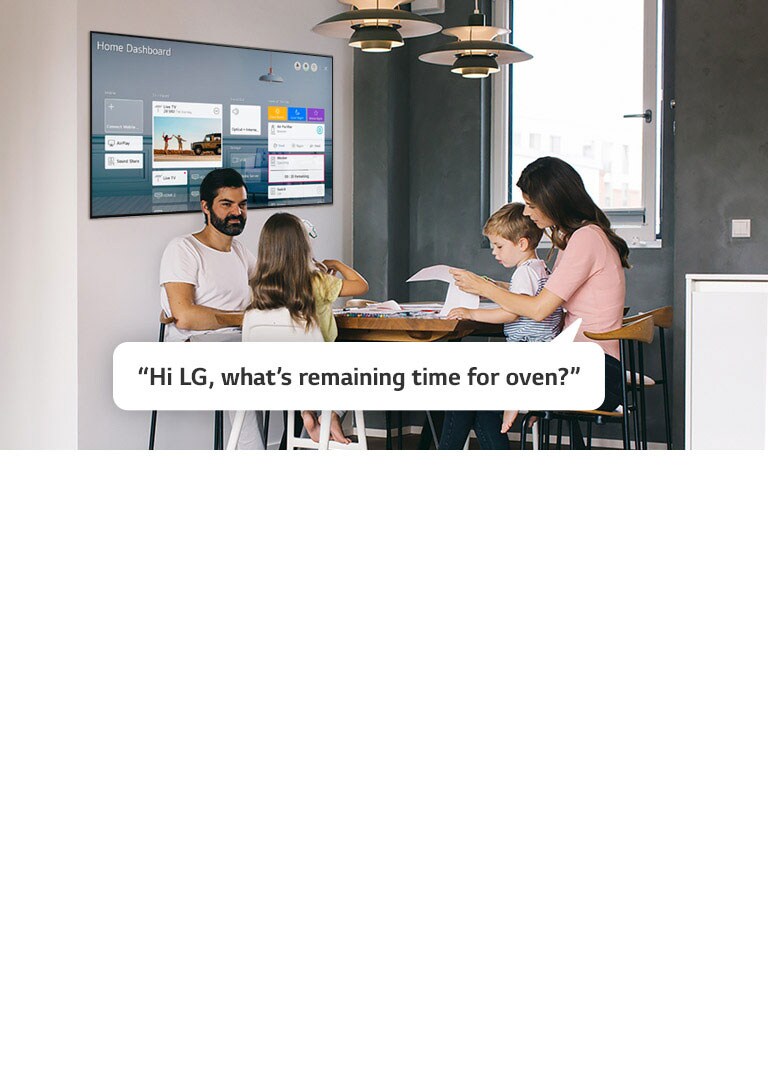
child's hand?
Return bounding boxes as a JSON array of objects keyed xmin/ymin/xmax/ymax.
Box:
[
  {"xmin": 320, "ymin": 259, "xmax": 340, "ymax": 275},
  {"xmin": 449, "ymin": 268, "xmax": 487, "ymax": 296},
  {"xmin": 446, "ymin": 307, "xmax": 474, "ymax": 320},
  {"xmin": 501, "ymin": 410, "xmax": 518, "ymax": 434}
]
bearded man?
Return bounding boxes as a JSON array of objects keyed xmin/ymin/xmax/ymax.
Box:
[{"xmin": 160, "ymin": 168, "xmax": 256, "ymax": 343}]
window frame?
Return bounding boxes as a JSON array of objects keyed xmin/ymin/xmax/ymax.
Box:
[{"xmin": 491, "ymin": 0, "xmax": 663, "ymax": 249}]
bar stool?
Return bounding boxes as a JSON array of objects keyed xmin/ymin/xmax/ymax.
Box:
[
  {"xmin": 582, "ymin": 316, "xmax": 655, "ymax": 448},
  {"xmin": 148, "ymin": 315, "xmax": 224, "ymax": 450},
  {"xmin": 622, "ymin": 306, "xmax": 673, "ymax": 449},
  {"xmin": 520, "ymin": 316, "xmax": 655, "ymax": 449}
]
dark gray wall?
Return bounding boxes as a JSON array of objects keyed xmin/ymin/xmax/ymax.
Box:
[
  {"xmin": 353, "ymin": 0, "xmax": 493, "ymax": 304},
  {"xmin": 353, "ymin": 45, "xmax": 412, "ymax": 304},
  {"xmin": 407, "ymin": 5, "xmax": 491, "ymax": 305},
  {"xmin": 672, "ymin": 0, "xmax": 768, "ymax": 442},
  {"xmin": 353, "ymin": 0, "xmax": 768, "ymax": 446}
]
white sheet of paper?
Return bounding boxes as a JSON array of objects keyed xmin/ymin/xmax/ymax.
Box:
[
  {"xmin": 440, "ymin": 283, "xmax": 480, "ymax": 318},
  {"xmin": 407, "ymin": 264, "xmax": 455, "ymax": 284},
  {"xmin": 370, "ymin": 300, "xmax": 403, "ymax": 312},
  {"xmin": 407, "ymin": 265, "xmax": 480, "ymax": 317},
  {"xmin": 341, "ymin": 300, "xmax": 403, "ymax": 313}
]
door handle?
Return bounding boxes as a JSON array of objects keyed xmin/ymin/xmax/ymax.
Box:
[{"xmin": 623, "ymin": 110, "xmax": 653, "ymax": 123}]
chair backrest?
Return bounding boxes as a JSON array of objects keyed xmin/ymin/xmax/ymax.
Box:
[
  {"xmin": 585, "ymin": 314, "xmax": 655, "ymax": 345},
  {"xmin": 623, "ymin": 305, "xmax": 672, "ymax": 330},
  {"xmin": 242, "ymin": 307, "xmax": 324, "ymax": 343}
]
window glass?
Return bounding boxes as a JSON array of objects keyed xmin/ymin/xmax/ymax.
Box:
[{"xmin": 510, "ymin": 0, "xmax": 645, "ymax": 212}]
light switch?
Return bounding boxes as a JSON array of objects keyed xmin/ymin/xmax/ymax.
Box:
[{"xmin": 732, "ymin": 219, "xmax": 751, "ymax": 238}]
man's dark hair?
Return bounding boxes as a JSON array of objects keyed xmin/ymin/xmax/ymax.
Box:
[{"xmin": 199, "ymin": 168, "xmax": 247, "ymax": 212}]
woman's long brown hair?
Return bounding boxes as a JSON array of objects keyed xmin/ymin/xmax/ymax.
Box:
[
  {"xmin": 517, "ymin": 157, "xmax": 631, "ymax": 269},
  {"xmin": 249, "ymin": 213, "xmax": 317, "ymax": 329}
]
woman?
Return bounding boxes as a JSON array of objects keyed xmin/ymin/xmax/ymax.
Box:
[{"xmin": 450, "ymin": 156, "xmax": 630, "ymax": 434}]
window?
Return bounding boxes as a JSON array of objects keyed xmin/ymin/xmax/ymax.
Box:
[{"xmin": 491, "ymin": 0, "xmax": 663, "ymax": 247}]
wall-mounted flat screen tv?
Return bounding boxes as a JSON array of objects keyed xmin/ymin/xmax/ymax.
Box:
[{"xmin": 91, "ymin": 32, "xmax": 333, "ymax": 218}]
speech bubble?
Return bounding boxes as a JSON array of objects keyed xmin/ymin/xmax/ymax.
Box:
[{"xmin": 114, "ymin": 341, "xmax": 606, "ymax": 412}]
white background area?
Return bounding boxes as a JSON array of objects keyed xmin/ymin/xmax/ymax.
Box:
[
  {"xmin": 2, "ymin": 454, "xmax": 767, "ymax": 1072},
  {"xmin": 0, "ymin": 0, "xmax": 353, "ymax": 448}
]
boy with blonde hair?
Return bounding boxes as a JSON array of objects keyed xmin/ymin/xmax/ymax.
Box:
[
  {"xmin": 446, "ymin": 202, "xmax": 563, "ymax": 438},
  {"xmin": 448, "ymin": 202, "xmax": 562, "ymax": 340}
]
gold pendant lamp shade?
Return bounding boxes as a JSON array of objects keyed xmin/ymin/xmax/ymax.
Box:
[
  {"xmin": 312, "ymin": 1, "xmax": 442, "ymax": 53},
  {"xmin": 419, "ymin": 3, "xmax": 532, "ymax": 78}
]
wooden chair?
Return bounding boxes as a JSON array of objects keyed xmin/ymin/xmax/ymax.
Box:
[
  {"xmin": 622, "ymin": 306, "xmax": 673, "ymax": 449},
  {"xmin": 148, "ymin": 315, "xmax": 224, "ymax": 450},
  {"xmin": 520, "ymin": 316, "xmax": 655, "ymax": 449},
  {"xmin": 582, "ymin": 316, "xmax": 655, "ymax": 448}
]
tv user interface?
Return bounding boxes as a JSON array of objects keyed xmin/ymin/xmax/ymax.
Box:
[{"xmin": 91, "ymin": 32, "xmax": 333, "ymax": 218}]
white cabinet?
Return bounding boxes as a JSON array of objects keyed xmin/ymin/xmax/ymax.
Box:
[{"xmin": 686, "ymin": 275, "xmax": 768, "ymax": 449}]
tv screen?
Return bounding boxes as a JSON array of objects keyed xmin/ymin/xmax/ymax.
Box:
[{"xmin": 90, "ymin": 32, "xmax": 333, "ymax": 218}]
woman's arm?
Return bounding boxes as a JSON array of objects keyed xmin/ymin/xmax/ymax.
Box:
[
  {"xmin": 445, "ymin": 306, "xmax": 519, "ymax": 324},
  {"xmin": 322, "ymin": 259, "xmax": 369, "ymax": 298},
  {"xmin": 449, "ymin": 269, "xmax": 563, "ymax": 322},
  {"xmin": 165, "ymin": 282, "xmax": 245, "ymax": 331}
]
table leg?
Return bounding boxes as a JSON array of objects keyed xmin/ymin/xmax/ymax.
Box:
[{"xmin": 418, "ymin": 411, "xmax": 443, "ymax": 450}]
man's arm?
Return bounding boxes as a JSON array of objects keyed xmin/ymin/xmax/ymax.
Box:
[{"xmin": 164, "ymin": 282, "xmax": 245, "ymax": 331}]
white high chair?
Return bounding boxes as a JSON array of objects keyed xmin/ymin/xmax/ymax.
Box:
[
  {"xmin": 227, "ymin": 307, "xmax": 367, "ymax": 451},
  {"xmin": 284, "ymin": 410, "xmax": 368, "ymax": 451}
]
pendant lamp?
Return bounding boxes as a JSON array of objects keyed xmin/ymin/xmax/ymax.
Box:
[
  {"xmin": 312, "ymin": 1, "xmax": 442, "ymax": 53},
  {"xmin": 419, "ymin": 1, "xmax": 532, "ymax": 78}
]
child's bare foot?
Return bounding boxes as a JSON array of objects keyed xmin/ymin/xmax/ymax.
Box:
[
  {"xmin": 330, "ymin": 412, "xmax": 351, "ymax": 444},
  {"xmin": 302, "ymin": 411, "xmax": 320, "ymax": 442},
  {"xmin": 501, "ymin": 410, "xmax": 518, "ymax": 434}
]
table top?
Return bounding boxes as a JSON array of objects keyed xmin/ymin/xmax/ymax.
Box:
[{"xmin": 335, "ymin": 314, "xmax": 500, "ymax": 343}]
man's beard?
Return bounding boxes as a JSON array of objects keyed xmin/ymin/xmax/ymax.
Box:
[{"xmin": 209, "ymin": 206, "xmax": 246, "ymax": 236}]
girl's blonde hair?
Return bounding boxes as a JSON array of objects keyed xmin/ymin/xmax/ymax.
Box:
[{"xmin": 249, "ymin": 213, "xmax": 317, "ymax": 329}]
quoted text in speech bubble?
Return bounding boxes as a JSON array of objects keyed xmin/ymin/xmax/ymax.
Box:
[{"xmin": 113, "ymin": 341, "xmax": 606, "ymax": 412}]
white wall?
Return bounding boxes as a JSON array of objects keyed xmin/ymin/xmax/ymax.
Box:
[
  {"xmin": 1, "ymin": 1, "xmax": 79, "ymax": 449},
  {"xmin": 77, "ymin": 0, "xmax": 354, "ymax": 449}
]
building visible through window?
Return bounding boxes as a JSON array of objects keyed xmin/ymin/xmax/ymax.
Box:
[{"xmin": 508, "ymin": 0, "xmax": 661, "ymax": 243}]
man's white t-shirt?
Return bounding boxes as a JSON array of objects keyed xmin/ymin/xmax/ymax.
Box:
[{"xmin": 159, "ymin": 234, "xmax": 258, "ymax": 341}]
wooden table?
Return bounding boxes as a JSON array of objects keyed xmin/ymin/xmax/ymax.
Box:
[
  {"xmin": 335, "ymin": 314, "xmax": 482, "ymax": 343},
  {"xmin": 334, "ymin": 315, "xmax": 502, "ymax": 447}
]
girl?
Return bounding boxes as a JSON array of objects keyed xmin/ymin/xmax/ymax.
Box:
[
  {"xmin": 450, "ymin": 157, "xmax": 629, "ymax": 429},
  {"xmin": 247, "ymin": 213, "xmax": 368, "ymax": 444}
]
